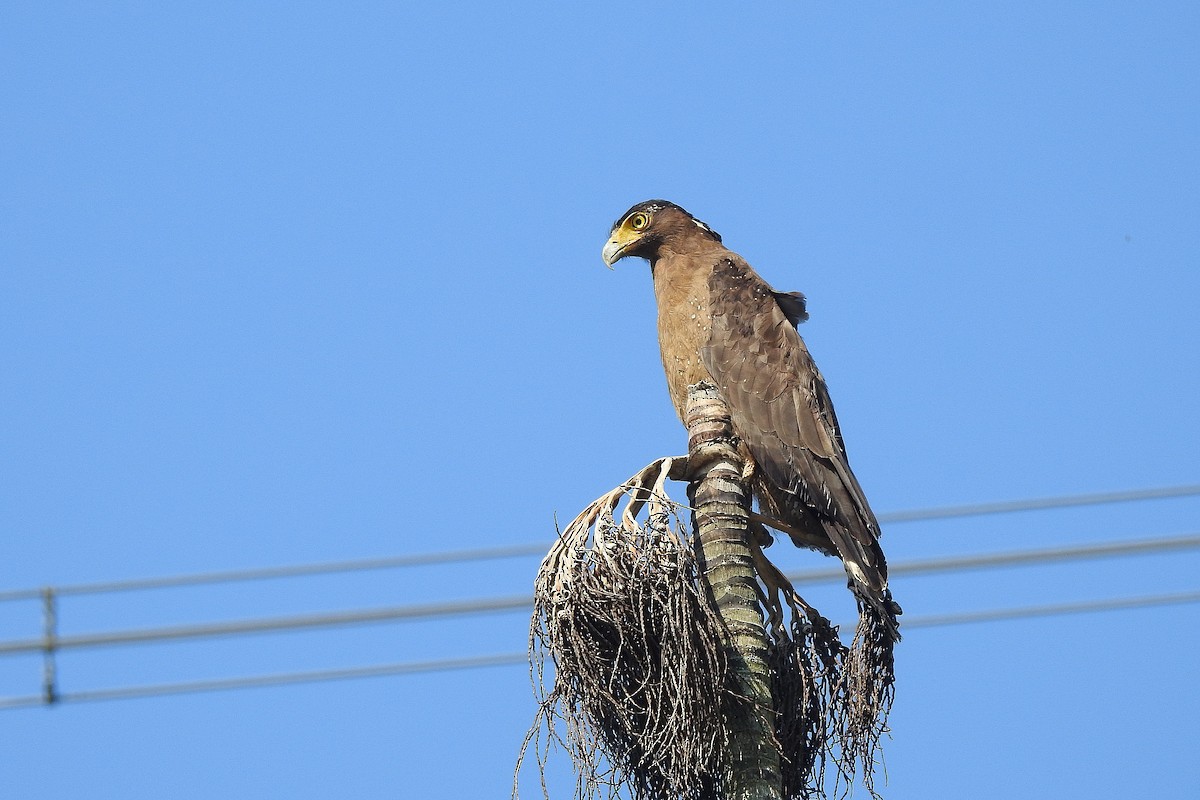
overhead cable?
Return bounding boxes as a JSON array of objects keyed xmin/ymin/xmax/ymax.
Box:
[
  {"xmin": 2, "ymin": 533, "xmax": 1197, "ymax": 657},
  {"xmin": 785, "ymin": 531, "xmax": 1200, "ymax": 584},
  {"xmin": 876, "ymin": 483, "xmax": 1200, "ymax": 523},
  {"xmin": 2, "ymin": 587, "xmax": 1196, "ymax": 712},
  {"xmin": 0, "ymin": 544, "xmax": 548, "ymax": 603},
  {"xmin": 0, "ymin": 595, "xmax": 531, "ymax": 656},
  {"xmin": 1, "ymin": 482, "xmax": 1197, "ymax": 604}
]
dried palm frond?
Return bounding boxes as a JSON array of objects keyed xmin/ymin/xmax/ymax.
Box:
[
  {"xmin": 519, "ymin": 457, "xmax": 733, "ymax": 800},
  {"xmin": 517, "ymin": 455, "xmax": 890, "ymax": 800}
]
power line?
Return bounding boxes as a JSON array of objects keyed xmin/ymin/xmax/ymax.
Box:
[
  {"xmin": 2, "ymin": 587, "xmax": 1196, "ymax": 712},
  {"xmin": 0, "ymin": 544, "xmax": 548, "ymax": 603},
  {"xmin": 2, "ymin": 532, "xmax": 1197, "ymax": 657},
  {"xmin": 902, "ymin": 588, "xmax": 1200, "ymax": 628},
  {"xmin": 785, "ymin": 531, "xmax": 1200, "ymax": 584},
  {"xmin": 875, "ymin": 483, "xmax": 1200, "ymax": 524},
  {"xmin": 2, "ymin": 482, "xmax": 1196, "ymax": 603},
  {"xmin": 0, "ymin": 594, "xmax": 532, "ymax": 656},
  {"xmin": 0, "ymin": 652, "xmax": 529, "ymax": 711}
]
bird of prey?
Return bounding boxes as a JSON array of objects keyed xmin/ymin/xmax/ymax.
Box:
[{"xmin": 602, "ymin": 199, "xmax": 900, "ymax": 645}]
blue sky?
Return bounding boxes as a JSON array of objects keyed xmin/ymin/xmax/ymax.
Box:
[{"xmin": 2, "ymin": 3, "xmax": 1198, "ymax": 798}]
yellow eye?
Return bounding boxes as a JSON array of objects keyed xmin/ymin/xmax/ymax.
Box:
[{"xmin": 629, "ymin": 212, "xmax": 649, "ymax": 231}]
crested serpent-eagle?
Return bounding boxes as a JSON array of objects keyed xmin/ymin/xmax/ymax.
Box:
[{"xmin": 602, "ymin": 199, "xmax": 901, "ymax": 646}]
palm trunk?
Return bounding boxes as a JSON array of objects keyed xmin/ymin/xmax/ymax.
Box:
[{"xmin": 686, "ymin": 382, "xmax": 781, "ymax": 800}]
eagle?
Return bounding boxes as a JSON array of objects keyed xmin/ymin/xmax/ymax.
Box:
[{"xmin": 602, "ymin": 199, "xmax": 900, "ymax": 647}]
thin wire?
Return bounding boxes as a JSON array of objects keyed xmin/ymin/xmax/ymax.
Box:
[
  {"xmin": 2, "ymin": 532, "xmax": 1197, "ymax": 657},
  {"xmin": 0, "ymin": 594, "xmax": 532, "ymax": 656},
  {"xmin": 785, "ymin": 531, "xmax": 1200, "ymax": 584},
  {"xmin": 0, "ymin": 652, "xmax": 529, "ymax": 710},
  {"xmin": 0, "ymin": 544, "xmax": 548, "ymax": 603},
  {"xmin": 876, "ymin": 483, "xmax": 1200, "ymax": 523},
  {"xmin": 902, "ymin": 588, "xmax": 1200, "ymax": 628},
  {"xmin": 2, "ymin": 482, "xmax": 1196, "ymax": 603},
  {"xmin": 1, "ymin": 588, "xmax": 1195, "ymax": 711}
]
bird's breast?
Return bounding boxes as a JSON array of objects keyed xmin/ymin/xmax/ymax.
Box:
[{"xmin": 652, "ymin": 258, "xmax": 715, "ymax": 420}]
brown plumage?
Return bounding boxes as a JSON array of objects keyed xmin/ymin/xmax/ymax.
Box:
[{"xmin": 602, "ymin": 199, "xmax": 900, "ymax": 642}]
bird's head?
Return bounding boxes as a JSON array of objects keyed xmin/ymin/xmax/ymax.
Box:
[{"xmin": 601, "ymin": 200, "xmax": 722, "ymax": 268}]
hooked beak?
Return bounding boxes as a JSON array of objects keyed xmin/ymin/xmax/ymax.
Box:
[
  {"xmin": 601, "ymin": 237, "xmax": 626, "ymax": 268},
  {"xmin": 602, "ymin": 226, "xmax": 641, "ymax": 268}
]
